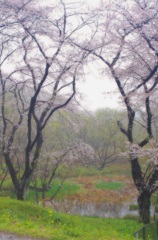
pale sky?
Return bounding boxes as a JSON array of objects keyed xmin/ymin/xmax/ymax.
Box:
[
  {"xmin": 78, "ymin": 78, "xmax": 120, "ymax": 111},
  {"xmin": 73, "ymin": 0, "xmax": 120, "ymax": 111},
  {"xmin": 77, "ymin": 63, "xmax": 120, "ymax": 111}
]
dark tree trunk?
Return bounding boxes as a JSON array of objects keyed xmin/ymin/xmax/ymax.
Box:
[
  {"xmin": 16, "ymin": 181, "xmax": 31, "ymax": 200},
  {"xmin": 138, "ymin": 191, "xmax": 151, "ymax": 224},
  {"xmin": 130, "ymin": 156, "xmax": 152, "ymax": 224},
  {"xmin": 17, "ymin": 188, "xmax": 25, "ymax": 200},
  {"xmin": 15, "ymin": 169, "xmax": 33, "ymax": 200}
]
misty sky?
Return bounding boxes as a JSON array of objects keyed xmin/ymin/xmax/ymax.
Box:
[{"xmin": 77, "ymin": 62, "xmax": 120, "ymax": 111}]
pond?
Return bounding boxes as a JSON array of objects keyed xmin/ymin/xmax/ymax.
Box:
[{"xmin": 46, "ymin": 198, "xmax": 155, "ymax": 218}]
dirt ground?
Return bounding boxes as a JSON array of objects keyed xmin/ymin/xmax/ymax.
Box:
[
  {"xmin": 0, "ymin": 232, "xmax": 41, "ymax": 240},
  {"xmin": 71, "ymin": 175, "xmax": 138, "ymax": 204}
]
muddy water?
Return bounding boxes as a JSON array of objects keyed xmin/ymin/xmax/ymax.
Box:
[{"xmin": 46, "ymin": 199, "xmax": 154, "ymax": 218}]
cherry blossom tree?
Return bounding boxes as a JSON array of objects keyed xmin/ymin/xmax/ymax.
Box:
[
  {"xmin": 29, "ymin": 108, "xmax": 98, "ymax": 201},
  {"xmin": 75, "ymin": 0, "xmax": 158, "ymax": 223},
  {"xmin": 0, "ymin": 0, "xmax": 91, "ymax": 200}
]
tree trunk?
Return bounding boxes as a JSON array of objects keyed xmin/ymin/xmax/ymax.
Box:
[
  {"xmin": 17, "ymin": 184, "xmax": 30, "ymax": 200},
  {"xmin": 138, "ymin": 191, "xmax": 151, "ymax": 224},
  {"xmin": 17, "ymin": 188, "xmax": 25, "ymax": 200},
  {"xmin": 16, "ymin": 172, "xmax": 33, "ymax": 200}
]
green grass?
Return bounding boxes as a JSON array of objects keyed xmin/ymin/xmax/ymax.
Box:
[
  {"xmin": 28, "ymin": 180, "xmax": 81, "ymax": 201},
  {"xmin": 60, "ymin": 165, "xmax": 101, "ymax": 178},
  {"xmin": 96, "ymin": 181, "xmax": 124, "ymax": 190},
  {"xmin": 0, "ymin": 197, "xmax": 142, "ymax": 240},
  {"xmin": 58, "ymin": 162, "xmax": 131, "ymax": 178}
]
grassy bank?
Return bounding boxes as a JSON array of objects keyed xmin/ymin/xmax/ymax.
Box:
[{"xmin": 0, "ymin": 197, "xmax": 142, "ymax": 240}]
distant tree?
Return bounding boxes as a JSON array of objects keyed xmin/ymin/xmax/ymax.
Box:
[
  {"xmin": 43, "ymin": 109, "xmax": 78, "ymax": 152},
  {"xmin": 78, "ymin": 109, "xmax": 126, "ymax": 169}
]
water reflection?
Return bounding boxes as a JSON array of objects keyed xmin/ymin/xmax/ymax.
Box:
[{"xmin": 46, "ymin": 199, "xmax": 143, "ymax": 218}]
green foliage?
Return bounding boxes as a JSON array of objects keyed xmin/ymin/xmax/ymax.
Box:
[
  {"xmin": 43, "ymin": 110, "xmax": 77, "ymax": 152},
  {"xmin": 0, "ymin": 197, "xmax": 142, "ymax": 240},
  {"xmin": 96, "ymin": 181, "xmax": 124, "ymax": 190},
  {"xmin": 78, "ymin": 108, "xmax": 127, "ymax": 168}
]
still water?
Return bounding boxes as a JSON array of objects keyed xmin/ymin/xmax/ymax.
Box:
[{"xmin": 45, "ymin": 199, "xmax": 151, "ymax": 218}]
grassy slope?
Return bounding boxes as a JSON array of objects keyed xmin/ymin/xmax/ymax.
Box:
[{"xmin": 0, "ymin": 197, "xmax": 142, "ymax": 240}]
